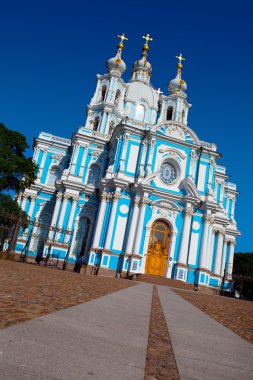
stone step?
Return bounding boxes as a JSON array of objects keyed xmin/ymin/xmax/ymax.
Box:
[{"xmin": 132, "ymin": 273, "xmax": 191, "ymax": 290}]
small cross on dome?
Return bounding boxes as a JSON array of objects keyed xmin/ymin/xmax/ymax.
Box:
[
  {"xmin": 117, "ymin": 33, "xmax": 128, "ymax": 44},
  {"xmin": 176, "ymin": 53, "xmax": 185, "ymax": 63},
  {"xmin": 156, "ymin": 88, "xmax": 163, "ymax": 96},
  {"xmin": 142, "ymin": 34, "xmax": 153, "ymax": 46}
]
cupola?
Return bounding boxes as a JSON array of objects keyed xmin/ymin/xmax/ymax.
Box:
[
  {"xmin": 168, "ymin": 54, "xmax": 187, "ymax": 95},
  {"xmin": 130, "ymin": 34, "xmax": 153, "ymax": 84},
  {"xmin": 107, "ymin": 34, "xmax": 127, "ymax": 76}
]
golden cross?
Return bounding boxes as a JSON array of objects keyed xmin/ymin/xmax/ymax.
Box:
[
  {"xmin": 117, "ymin": 33, "xmax": 128, "ymax": 44},
  {"xmin": 142, "ymin": 33, "xmax": 153, "ymax": 45},
  {"xmin": 176, "ymin": 53, "xmax": 185, "ymax": 63}
]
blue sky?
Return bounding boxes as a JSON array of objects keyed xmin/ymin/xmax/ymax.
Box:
[{"xmin": 0, "ymin": 0, "xmax": 252, "ymax": 252}]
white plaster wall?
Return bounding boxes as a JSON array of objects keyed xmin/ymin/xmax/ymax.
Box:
[
  {"xmin": 197, "ymin": 164, "xmax": 206, "ymax": 192},
  {"xmin": 126, "ymin": 145, "xmax": 139, "ymax": 174},
  {"xmin": 188, "ymin": 230, "xmax": 199, "ymax": 265},
  {"xmin": 112, "ymin": 215, "xmax": 128, "ymax": 251}
]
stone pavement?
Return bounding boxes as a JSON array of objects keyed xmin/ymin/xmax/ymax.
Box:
[
  {"xmin": 0, "ymin": 283, "xmax": 253, "ymax": 380},
  {"xmin": 158, "ymin": 286, "xmax": 253, "ymax": 380}
]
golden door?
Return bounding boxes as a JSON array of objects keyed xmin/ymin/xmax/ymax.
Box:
[{"xmin": 145, "ymin": 221, "xmax": 170, "ymax": 276}]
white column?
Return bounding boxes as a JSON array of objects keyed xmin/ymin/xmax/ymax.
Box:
[
  {"xmin": 188, "ymin": 149, "xmax": 197, "ymax": 179},
  {"xmin": 92, "ymin": 192, "xmax": 107, "ymax": 248},
  {"xmin": 231, "ymin": 198, "xmax": 235, "ymax": 221},
  {"xmin": 221, "ymin": 238, "xmax": 228, "ymax": 276},
  {"xmin": 21, "ymin": 194, "xmax": 28, "ymax": 211},
  {"xmin": 70, "ymin": 144, "xmax": 80, "ymax": 175},
  {"xmin": 206, "ymin": 228, "xmax": 215, "ymax": 270},
  {"xmin": 132, "ymin": 197, "xmax": 148, "ymax": 254},
  {"xmin": 64, "ymin": 196, "xmax": 78, "ymax": 243},
  {"xmin": 227, "ymin": 241, "xmax": 235, "ymax": 277},
  {"xmin": 119, "ymin": 134, "xmax": 130, "ymax": 172},
  {"xmin": 207, "ymin": 158, "xmax": 215, "ymax": 195},
  {"xmin": 139, "ymin": 142, "xmax": 147, "ymax": 178},
  {"xmin": 78, "ymin": 146, "xmax": 88, "ymax": 178},
  {"xmin": 48, "ymin": 193, "xmax": 62, "ymax": 240},
  {"xmin": 178, "ymin": 208, "xmax": 193, "ymax": 265},
  {"xmin": 28, "ymin": 196, "xmax": 36, "ymax": 218},
  {"xmin": 125, "ymin": 197, "xmax": 140, "ymax": 254},
  {"xmin": 219, "ymin": 182, "xmax": 224, "ymax": 207},
  {"xmin": 157, "ymin": 100, "xmax": 165, "ymax": 122},
  {"xmin": 33, "ymin": 147, "xmax": 40, "ymax": 162},
  {"xmin": 37, "ymin": 148, "xmax": 48, "ymax": 180},
  {"xmin": 213, "ymin": 230, "xmax": 225, "ymax": 275},
  {"xmin": 56, "ymin": 194, "xmax": 69, "ymax": 240},
  {"xmin": 199, "ymin": 215, "xmax": 213, "ymax": 269},
  {"xmin": 146, "ymin": 138, "xmax": 155, "ymax": 175},
  {"xmin": 104, "ymin": 192, "xmax": 120, "ymax": 251}
]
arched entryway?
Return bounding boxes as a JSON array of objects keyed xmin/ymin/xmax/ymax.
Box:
[
  {"xmin": 73, "ymin": 217, "xmax": 91, "ymax": 272},
  {"xmin": 145, "ymin": 220, "xmax": 171, "ymax": 276}
]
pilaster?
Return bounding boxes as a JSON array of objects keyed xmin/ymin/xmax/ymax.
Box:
[
  {"xmin": 178, "ymin": 207, "xmax": 194, "ymax": 266},
  {"xmin": 213, "ymin": 229, "xmax": 225, "ymax": 275},
  {"xmin": 64, "ymin": 196, "xmax": 78, "ymax": 243},
  {"xmin": 92, "ymin": 192, "xmax": 108, "ymax": 249},
  {"xmin": 125, "ymin": 196, "xmax": 140, "ymax": 254},
  {"xmin": 132, "ymin": 196, "xmax": 148, "ymax": 254},
  {"xmin": 104, "ymin": 190, "xmax": 121, "ymax": 251}
]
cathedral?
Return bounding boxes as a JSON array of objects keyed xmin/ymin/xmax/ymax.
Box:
[{"xmin": 16, "ymin": 34, "xmax": 239, "ymax": 288}]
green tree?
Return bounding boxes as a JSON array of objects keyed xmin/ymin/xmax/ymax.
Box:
[
  {"xmin": 0, "ymin": 123, "xmax": 37, "ymax": 254},
  {"xmin": 233, "ymin": 253, "xmax": 253, "ymax": 300},
  {"xmin": 0, "ymin": 123, "xmax": 37, "ymax": 193}
]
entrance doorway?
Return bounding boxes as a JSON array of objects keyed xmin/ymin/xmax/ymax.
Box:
[{"xmin": 145, "ymin": 220, "xmax": 170, "ymax": 276}]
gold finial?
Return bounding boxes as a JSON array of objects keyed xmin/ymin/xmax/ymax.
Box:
[
  {"xmin": 142, "ymin": 34, "xmax": 153, "ymax": 50},
  {"xmin": 176, "ymin": 53, "xmax": 185, "ymax": 68},
  {"xmin": 117, "ymin": 33, "xmax": 128, "ymax": 48}
]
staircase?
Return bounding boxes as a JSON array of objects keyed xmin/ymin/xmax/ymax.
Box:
[{"xmin": 131, "ymin": 273, "xmax": 192, "ymax": 290}]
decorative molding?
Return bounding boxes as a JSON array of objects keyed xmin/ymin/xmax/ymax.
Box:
[{"xmin": 184, "ymin": 207, "xmax": 194, "ymax": 217}]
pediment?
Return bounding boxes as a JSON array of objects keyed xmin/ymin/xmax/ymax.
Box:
[
  {"xmin": 152, "ymin": 198, "xmax": 180, "ymax": 211},
  {"xmin": 151, "ymin": 121, "xmax": 200, "ymax": 145},
  {"xmin": 180, "ymin": 177, "xmax": 201, "ymax": 200}
]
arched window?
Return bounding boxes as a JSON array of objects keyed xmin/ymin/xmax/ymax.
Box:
[
  {"xmin": 182, "ymin": 110, "xmax": 185, "ymax": 123},
  {"xmin": 136, "ymin": 104, "xmax": 145, "ymax": 122},
  {"xmin": 73, "ymin": 217, "xmax": 91, "ymax": 257},
  {"xmin": 47, "ymin": 166, "xmax": 62, "ymax": 186},
  {"xmin": 166, "ymin": 107, "xmax": 173, "ymax": 121},
  {"xmin": 115, "ymin": 90, "xmax": 121, "ymax": 107},
  {"xmin": 94, "ymin": 117, "xmax": 100, "ymax": 132},
  {"xmin": 101, "ymin": 85, "xmax": 107, "ymax": 101},
  {"xmin": 33, "ymin": 212, "xmax": 52, "ymax": 262},
  {"xmin": 87, "ymin": 165, "xmax": 100, "ymax": 186}
]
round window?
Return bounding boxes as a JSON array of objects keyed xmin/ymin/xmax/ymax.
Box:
[{"xmin": 160, "ymin": 162, "xmax": 177, "ymax": 184}]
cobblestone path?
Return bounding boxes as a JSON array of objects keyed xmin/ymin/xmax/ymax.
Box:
[
  {"xmin": 173, "ymin": 288, "xmax": 253, "ymax": 343},
  {"xmin": 0, "ymin": 260, "xmax": 135, "ymax": 329},
  {"xmin": 1, "ymin": 260, "xmax": 253, "ymax": 379}
]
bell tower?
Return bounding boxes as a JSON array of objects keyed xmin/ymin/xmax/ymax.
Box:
[
  {"xmin": 158, "ymin": 54, "xmax": 191, "ymax": 125},
  {"xmin": 83, "ymin": 34, "xmax": 128, "ymax": 135}
]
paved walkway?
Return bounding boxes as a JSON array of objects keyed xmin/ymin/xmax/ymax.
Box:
[
  {"xmin": 158, "ymin": 286, "xmax": 253, "ymax": 380},
  {"xmin": 0, "ymin": 283, "xmax": 253, "ymax": 380}
]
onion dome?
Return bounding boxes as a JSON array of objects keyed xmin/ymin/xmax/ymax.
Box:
[
  {"xmin": 168, "ymin": 54, "xmax": 187, "ymax": 95},
  {"xmin": 107, "ymin": 34, "xmax": 127, "ymax": 76},
  {"xmin": 130, "ymin": 34, "xmax": 153, "ymax": 84}
]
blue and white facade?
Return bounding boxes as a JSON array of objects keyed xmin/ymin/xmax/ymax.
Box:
[{"xmin": 16, "ymin": 36, "xmax": 239, "ymax": 288}]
